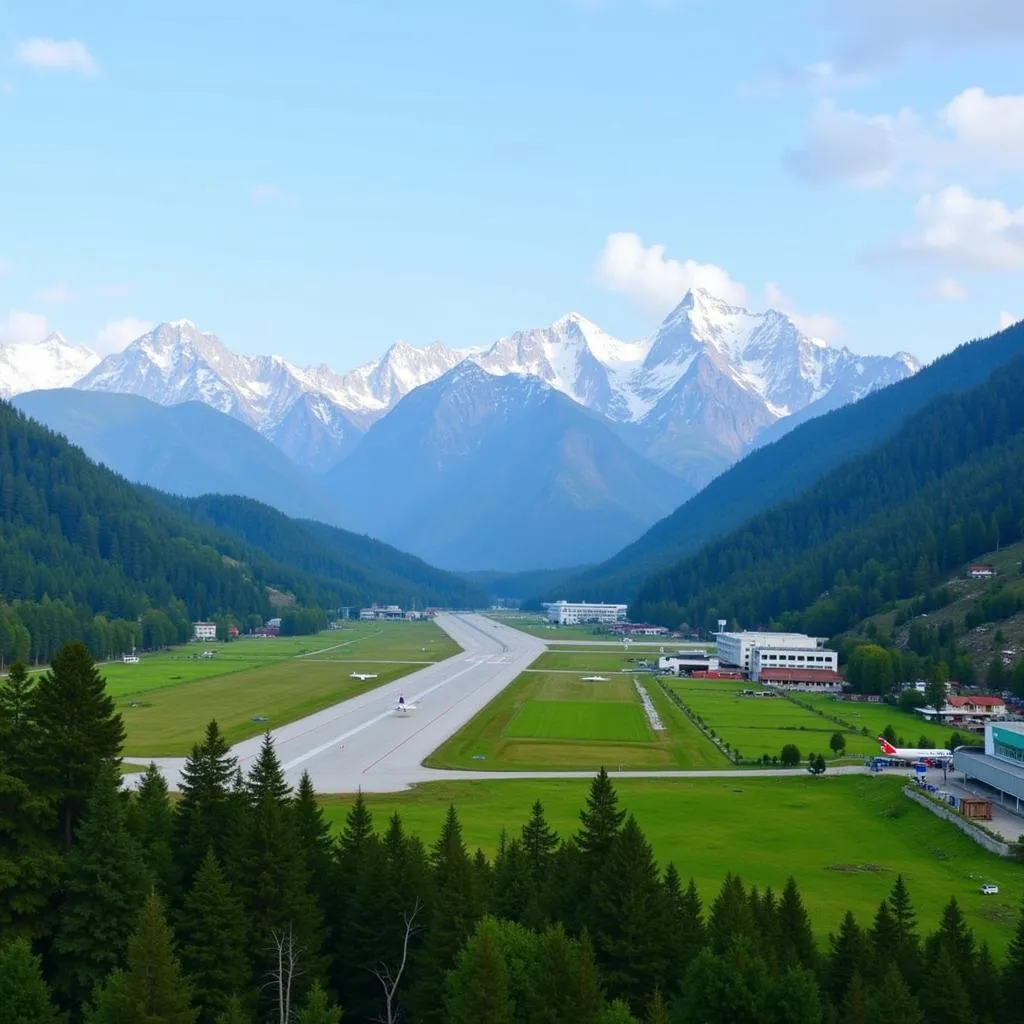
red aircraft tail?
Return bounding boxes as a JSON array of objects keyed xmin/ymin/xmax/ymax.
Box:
[{"xmin": 877, "ymin": 737, "xmax": 898, "ymax": 756}]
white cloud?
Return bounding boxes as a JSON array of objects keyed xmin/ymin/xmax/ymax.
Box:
[
  {"xmin": 827, "ymin": 0, "xmax": 1024, "ymax": 66},
  {"xmin": 764, "ymin": 282, "xmax": 843, "ymax": 342},
  {"xmin": 595, "ymin": 232, "xmax": 747, "ymax": 316},
  {"xmin": 895, "ymin": 186, "xmax": 1024, "ymax": 271},
  {"xmin": 998, "ymin": 311, "xmax": 1020, "ymax": 330},
  {"xmin": 94, "ymin": 317, "xmax": 153, "ymax": 355},
  {"xmin": 14, "ymin": 38, "xmax": 97, "ymax": 75},
  {"xmin": 920, "ymin": 277, "xmax": 969, "ymax": 301},
  {"xmin": 32, "ymin": 282, "xmax": 72, "ymax": 305},
  {"xmin": 0, "ymin": 311, "xmax": 49, "ymax": 345},
  {"xmin": 788, "ymin": 88, "xmax": 1024, "ymax": 189}
]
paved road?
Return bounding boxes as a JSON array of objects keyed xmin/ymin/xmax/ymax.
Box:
[{"xmin": 126, "ymin": 613, "xmax": 546, "ymax": 793}]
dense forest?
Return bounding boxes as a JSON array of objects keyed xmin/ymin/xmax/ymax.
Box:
[
  {"xmin": 0, "ymin": 402, "xmax": 483, "ymax": 665},
  {"xmin": 549, "ymin": 318, "xmax": 1024, "ymax": 605},
  {"xmin": 2, "ymin": 643, "xmax": 1024, "ymax": 1024},
  {"xmin": 631, "ymin": 354, "xmax": 1024, "ymax": 664}
]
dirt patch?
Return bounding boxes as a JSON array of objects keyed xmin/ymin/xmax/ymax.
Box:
[
  {"xmin": 826, "ymin": 863, "xmax": 888, "ymax": 874},
  {"xmin": 266, "ymin": 587, "xmax": 297, "ymax": 608}
]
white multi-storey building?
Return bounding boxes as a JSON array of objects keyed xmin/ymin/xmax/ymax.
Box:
[
  {"xmin": 543, "ymin": 600, "xmax": 628, "ymax": 625},
  {"xmin": 193, "ymin": 621, "xmax": 217, "ymax": 642},
  {"xmin": 715, "ymin": 630, "xmax": 834, "ymax": 676}
]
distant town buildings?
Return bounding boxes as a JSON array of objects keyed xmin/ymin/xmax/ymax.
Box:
[
  {"xmin": 608, "ymin": 622, "xmax": 669, "ymax": 637},
  {"xmin": 969, "ymin": 565, "xmax": 997, "ymax": 578},
  {"xmin": 192, "ymin": 621, "xmax": 217, "ymax": 642},
  {"xmin": 359, "ymin": 604, "xmax": 427, "ymax": 621},
  {"xmin": 543, "ymin": 600, "xmax": 628, "ymax": 626},
  {"xmin": 918, "ymin": 695, "xmax": 1007, "ymax": 726},
  {"xmin": 658, "ymin": 651, "xmax": 719, "ymax": 675}
]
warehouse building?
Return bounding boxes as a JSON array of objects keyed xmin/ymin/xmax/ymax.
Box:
[{"xmin": 543, "ymin": 600, "xmax": 628, "ymax": 625}]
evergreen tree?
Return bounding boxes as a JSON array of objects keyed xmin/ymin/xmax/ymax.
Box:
[
  {"xmin": 920, "ymin": 946, "xmax": 976, "ymax": 1024},
  {"xmin": 591, "ymin": 815, "xmax": 671, "ymax": 1013},
  {"xmin": 661, "ymin": 864, "xmax": 704, "ymax": 986},
  {"xmin": 443, "ymin": 917, "xmax": 514, "ymax": 1024},
  {"xmin": 777, "ymin": 876, "xmax": 817, "ymax": 971},
  {"xmin": 293, "ymin": 771, "xmax": 336, "ymax": 910},
  {"xmin": 707, "ymin": 873, "xmax": 753, "ymax": 954},
  {"xmin": 839, "ymin": 970, "xmax": 869, "ymax": 1024},
  {"xmin": 926, "ymin": 897, "xmax": 976, "ymax": 974},
  {"xmin": 765, "ymin": 966, "xmax": 822, "ymax": 1024},
  {"xmin": 576, "ymin": 769, "xmax": 626, "ymax": 866},
  {"xmin": 175, "ymin": 721, "xmax": 239, "ymax": 886},
  {"xmin": 676, "ymin": 876, "xmax": 706, "ymax": 969},
  {"xmin": 970, "ymin": 942, "xmax": 1001, "ymax": 1024},
  {"xmin": 868, "ymin": 965, "xmax": 921, "ymax": 1024},
  {"xmin": 752, "ymin": 886, "xmax": 779, "ymax": 964},
  {"xmin": 127, "ymin": 763, "xmax": 178, "ymax": 899},
  {"xmin": 1003, "ymin": 899, "xmax": 1024, "ymax": 1015},
  {"xmin": 295, "ymin": 982, "xmax": 343, "ymax": 1024},
  {"xmin": 0, "ymin": 937, "xmax": 61, "ymax": 1024},
  {"xmin": 677, "ymin": 943, "xmax": 771, "ymax": 1024},
  {"xmin": 521, "ymin": 799, "xmax": 559, "ymax": 886},
  {"xmin": 177, "ymin": 849, "xmax": 250, "ymax": 1024},
  {"xmin": 31, "ymin": 642, "xmax": 124, "ymax": 848},
  {"xmin": 530, "ymin": 924, "xmax": 603, "ymax": 1024},
  {"xmin": 645, "ymin": 988, "xmax": 669, "ymax": 1024},
  {"xmin": 0, "ymin": 661, "xmax": 36, "ymax": 773},
  {"xmin": 868, "ymin": 898, "xmax": 900, "ymax": 982},
  {"xmin": 86, "ymin": 891, "xmax": 197, "ymax": 1024},
  {"xmin": 826, "ymin": 911, "xmax": 869, "ymax": 1007},
  {"xmin": 491, "ymin": 833, "xmax": 532, "ymax": 925},
  {"xmin": 212, "ymin": 995, "xmax": 249, "ymax": 1024},
  {"xmin": 53, "ymin": 765, "xmax": 150, "ymax": 1011},
  {"xmin": 0, "ymin": 751, "xmax": 62, "ymax": 942},
  {"xmin": 601, "ymin": 1000, "xmax": 639, "ymax": 1023},
  {"xmin": 887, "ymin": 875, "xmax": 923, "ymax": 989}
]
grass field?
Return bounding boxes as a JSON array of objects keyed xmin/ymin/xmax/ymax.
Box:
[
  {"xmin": 799, "ymin": 694, "xmax": 968, "ymax": 749},
  {"xmin": 426, "ymin": 670, "xmax": 728, "ymax": 771},
  {"xmin": 668, "ymin": 679, "xmax": 880, "ymax": 761},
  {"xmin": 530, "ymin": 651, "xmax": 654, "ymax": 671},
  {"xmin": 110, "ymin": 622, "xmax": 458, "ymax": 756},
  {"xmin": 320, "ymin": 774, "xmax": 1024, "ymax": 954}
]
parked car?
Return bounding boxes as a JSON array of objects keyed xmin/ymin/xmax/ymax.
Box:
[{"xmin": 980, "ymin": 883, "xmax": 999, "ymax": 895}]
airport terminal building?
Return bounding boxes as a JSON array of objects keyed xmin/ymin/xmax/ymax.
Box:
[
  {"xmin": 954, "ymin": 722, "xmax": 1024, "ymax": 813},
  {"xmin": 715, "ymin": 630, "xmax": 837, "ymax": 678},
  {"xmin": 543, "ymin": 600, "xmax": 629, "ymax": 625}
]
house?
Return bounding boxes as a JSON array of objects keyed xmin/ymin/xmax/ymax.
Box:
[
  {"xmin": 192, "ymin": 621, "xmax": 217, "ymax": 642},
  {"xmin": 918, "ymin": 695, "xmax": 1007, "ymax": 728},
  {"xmin": 758, "ymin": 667, "xmax": 845, "ymax": 693},
  {"xmin": 122, "ymin": 653, "xmax": 139, "ymax": 664},
  {"xmin": 969, "ymin": 565, "xmax": 997, "ymax": 578}
]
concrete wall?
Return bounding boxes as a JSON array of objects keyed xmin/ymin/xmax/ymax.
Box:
[{"xmin": 903, "ymin": 786, "xmax": 1011, "ymax": 857}]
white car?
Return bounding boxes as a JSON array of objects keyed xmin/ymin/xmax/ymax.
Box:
[{"xmin": 980, "ymin": 883, "xmax": 999, "ymax": 896}]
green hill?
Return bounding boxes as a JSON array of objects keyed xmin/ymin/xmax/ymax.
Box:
[
  {"xmin": 630, "ymin": 352, "xmax": 1024, "ymax": 655},
  {"xmin": 547, "ymin": 319, "xmax": 1024, "ymax": 603}
]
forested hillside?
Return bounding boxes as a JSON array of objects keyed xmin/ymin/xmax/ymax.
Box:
[
  {"xmin": 0, "ymin": 402, "xmax": 479, "ymax": 665},
  {"xmin": 631, "ymin": 353, "xmax": 1024, "ymax": 646},
  {"xmin": 160, "ymin": 494, "xmax": 487, "ymax": 610},
  {"xmin": 551, "ymin": 319, "xmax": 1024, "ymax": 603}
]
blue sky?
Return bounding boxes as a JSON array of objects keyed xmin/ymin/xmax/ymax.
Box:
[{"xmin": 0, "ymin": 0, "xmax": 1022, "ymax": 368}]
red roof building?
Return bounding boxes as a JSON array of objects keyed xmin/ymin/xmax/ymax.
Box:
[{"xmin": 759, "ymin": 667, "xmax": 844, "ymax": 692}]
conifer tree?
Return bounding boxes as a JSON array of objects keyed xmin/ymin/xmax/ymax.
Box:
[
  {"xmin": 868, "ymin": 899, "xmax": 899, "ymax": 981},
  {"xmin": 576, "ymin": 768, "xmax": 626, "ymax": 865},
  {"xmin": 777, "ymin": 876, "xmax": 817, "ymax": 971},
  {"xmin": 177, "ymin": 849, "xmax": 250, "ymax": 1024},
  {"xmin": 53, "ymin": 765, "xmax": 150, "ymax": 1010},
  {"xmin": 213, "ymin": 995, "xmax": 249, "ymax": 1024},
  {"xmin": 926, "ymin": 897, "xmax": 976, "ymax": 972},
  {"xmin": 678, "ymin": 943, "xmax": 770, "ymax": 1024},
  {"xmin": 645, "ymin": 988, "xmax": 670, "ymax": 1024},
  {"xmin": 970, "ymin": 942, "xmax": 1001, "ymax": 1024},
  {"xmin": 294, "ymin": 771, "xmax": 336, "ymax": 909},
  {"xmin": 766, "ymin": 966, "xmax": 823, "ymax": 1024},
  {"xmin": 0, "ymin": 661, "xmax": 36, "ymax": 774},
  {"xmin": 443, "ymin": 916, "xmax": 514, "ymax": 1024},
  {"xmin": 1003, "ymin": 899, "xmax": 1024, "ymax": 1015},
  {"xmin": 491, "ymin": 834, "xmax": 531, "ymax": 924},
  {"xmin": 530, "ymin": 924, "xmax": 603, "ymax": 1024},
  {"xmin": 175, "ymin": 721, "xmax": 239, "ymax": 885},
  {"xmin": 920, "ymin": 946, "xmax": 976, "ymax": 1024},
  {"xmin": 0, "ymin": 937, "xmax": 61, "ymax": 1024},
  {"xmin": 707, "ymin": 873, "xmax": 753, "ymax": 955},
  {"xmin": 591, "ymin": 815, "xmax": 670, "ymax": 1012},
  {"xmin": 521, "ymin": 799, "xmax": 559, "ymax": 885},
  {"xmin": 0, "ymin": 751, "xmax": 62, "ymax": 942},
  {"xmin": 826, "ymin": 911, "xmax": 869, "ymax": 1007},
  {"xmin": 87, "ymin": 891, "xmax": 197, "ymax": 1024},
  {"xmin": 839, "ymin": 970, "xmax": 869, "ymax": 1024},
  {"xmin": 887, "ymin": 875, "xmax": 923, "ymax": 989},
  {"xmin": 295, "ymin": 982, "xmax": 343, "ymax": 1024},
  {"xmin": 602, "ymin": 1000, "xmax": 639, "ymax": 1023},
  {"xmin": 127, "ymin": 763, "xmax": 178, "ymax": 899},
  {"xmin": 675, "ymin": 876, "xmax": 706, "ymax": 970},
  {"xmin": 31, "ymin": 642, "xmax": 124, "ymax": 848},
  {"xmin": 867, "ymin": 965, "xmax": 922, "ymax": 1024}
]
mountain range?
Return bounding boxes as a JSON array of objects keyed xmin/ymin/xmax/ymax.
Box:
[{"xmin": 0, "ymin": 291, "xmax": 920, "ymax": 569}]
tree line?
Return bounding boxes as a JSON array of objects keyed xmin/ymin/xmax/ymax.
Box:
[
  {"xmin": 631, "ymin": 355, "xmax": 1024, "ymax": 670},
  {"xmin": 3, "ymin": 642, "xmax": 1024, "ymax": 1022}
]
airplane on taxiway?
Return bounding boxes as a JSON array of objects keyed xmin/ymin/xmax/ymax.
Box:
[
  {"xmin": 877, "ymin": 736, "xmax": 953, "ymax": 765},
  {"xmin": 350, "ymin": 671, "xmax": 378, "ymax": 681},
  {"xmin": 394, "ymin": 694, "xmax": 418, "ymax": 713}
]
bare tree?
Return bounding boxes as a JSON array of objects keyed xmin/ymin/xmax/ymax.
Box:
[
  {"xmin": 372, "ymin": 899, "xmax": 422, "ymax": 1024},
  {"xmin": 266, "ymin": 924, "xmax": 305, "ymax": 1023}
]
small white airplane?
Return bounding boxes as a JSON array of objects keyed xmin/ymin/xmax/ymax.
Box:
[
  {"xmin": 877, "ymin": 737, "xmax": 952, "ymax": 764},
  {"xmin": 394, "ymin": 694, "xmax": 418, "ymax": 713},
  {"xmin": 350, "ymin": 672, "xmax": 378, "ymax": 681},
  {"xmin": 581, "ymin": 675, "xmax": 609, "ymax": 682}
]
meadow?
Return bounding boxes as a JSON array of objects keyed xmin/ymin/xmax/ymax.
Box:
[
  {"xmin": 668, "ymin": 679, "xmax": 880, "ymax": 761},
  {"xmin": 320, "ymin": 774, "xmax": 1024, "ymax": 954},
  {"xmin": 108, "ymin": 621, "xmax": 458, "ymax": 756},
  {"xmin": 426, "ymin": 670, "xmax": 727, "ymax": 771},
  {"xmin": 530, "ymin": 650, "xmax": 655, "ymax": 671},
  {"xmin": 798, "ymin": 693, "xmax": 967, "ymax": 749}
]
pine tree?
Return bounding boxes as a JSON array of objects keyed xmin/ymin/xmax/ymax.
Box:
[
  {"xmin": 777, "ymin": 876, "xmax": 817, "ymax": 971},
  {"xmin": 868, "ymin": 899, "xmax": 899, "ymax": 982},
  {"xmin": 30, "ymin": 642, "xmax": 124, "ymax": 848},
  {"xmin": 87, "ymin": 891, "xmax": 197, "ymax": 1024},
  {"xmin": 175, "ymin": 720, "xmax": 239, "ymax": 885},
  {"xmin": 491, "ymin": 833, "xmax": 531, "ymax": 925},
  {"xmin": 826, "ymin": 911, "xmax": 869, "ymax": 1007},
  {"xmin": 707, "ymin": 873, "xmax": 753, "ymax": 955},
  {"xmin": 443, "ymin": 917, "xmax": 514, "ymax": 1024},
  {"xmin": 0, "ymin": 937, "xmax": 61, "ymax": 1024},
  {"xmin": 127, "ymin": 763, "xmax": 178, "ymax": 899},
  {"xmin": 0, "ymin": 751, "xmax": 62, "ymax": 942},
  {"xmin": 521, "ymin": 799, "xmax": 559, "ymax": 885},
  {"xmin": 920, "ymin": 946, "xmax": 976, "ymax": 1024},
  {"xmin": 867, "ymin": 965, "xmax": 921, "ymax": 1024},
  {"xmin": 970, "ymin": 942, "xmax": 1001, "ymax": 1024},
  {"xmin": 591, "ymin": 815, "xmax": 671, "ymax": 1013},
  {"xmin": 576, "ymin": 768, "xmax": 626, "ymax": 865},
  {"xmin": 0, "ymin": 661, "xmax": 36, "ymax": 774},
  {"xmin": 677, "ymin": 876, "xmax": 706, "ymax": 969},
  {"xmin": 293, "ymin": 771, "xmax": 336, "ymax": 909},
  {"xmin": 645, "ymin": 988, "xmax": 670, "ymax": 1024},
  {"xmin": 926, "ymin": 897, "xmax": 976, "ymax": 974},
  {"xmin": 1003, "ymin": 899, "xmax": 1024, "ymax": 1015},
  {"xmin": 53, "ymin": 765, "xmax": 150, "ymax": 1010},
  {"xmin": 530, "ymin": 924, "xmax": 603, "ymax": 1024},
  {"xmin": 177, "ymin": 849, "xmax": 250, "ymax": 1024},
  {"xmin": 887, "ymin": 875, "xmax": 923, "ymax": 989},
  {"xmin": 678, "ymin": 943, "xmax": 771, "ymax": 1024},
  {"xmin": 839, "ymin": 970, "xmax": 869, "ymax": 1024},
  {"xmin": 766, "ymin": 966, "xmax": 823, "ymax": 1024},
  {"xmin": 295, "ymin": 982, "xmax": 343, "ymax": 1024},
  {"xmin": 212, "ymin": 995, "xmax": 249, "ymax": 1024}
]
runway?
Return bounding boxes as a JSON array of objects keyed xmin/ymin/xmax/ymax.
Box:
[{"xmin": 126, "ymin": 613, "xmax": 547, "ymax": 793}]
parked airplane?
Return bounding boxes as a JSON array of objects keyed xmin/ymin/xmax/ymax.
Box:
[
  {"xmin": 394, "ymin": 694, "xmax": 417, "ymax": 713},
  {"xmin": 581, "ymin": 675, "xmax": 609, "ymax": 682},
  {"xmin": 350, "ymin": 672, "xmax": 378, "ymax": 681},
  {"xmin": 877, "ymin": 737, "xmax": 953, "ymax": 764}
]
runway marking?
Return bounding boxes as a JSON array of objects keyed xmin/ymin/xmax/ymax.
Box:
[
  {"xmin": 279, "ymin": 658, "xmax": 489, "ymax": 772},
  {"xmin": 295, "ymin": 631, "xmax": 383, "ymax": 658}
]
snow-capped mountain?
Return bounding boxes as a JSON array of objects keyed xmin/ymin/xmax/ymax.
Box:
[{"xmin": 0, "ymin": 333, "xmax": 100, "ymax": 399}]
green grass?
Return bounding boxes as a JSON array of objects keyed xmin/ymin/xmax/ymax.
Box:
[
  {"xmin": 530, "ymin": 651, "xmax": 653, "ymax": 671},
  {"xmin": 426, "ymin": 670, "xmax": 727, "ymax": 771},
  {"xmin": 798, "ymin": 694, "xmax": 967, "ymax": 750},
  {"xmin": 110, "ymin": 622, "xmax": 458, "ymax": 756},
  {"xmin": 505, "ymin": 701, "xmax": 652, "ymax": 742},
  {"xmin": 669, "ymin": 680, "xmax": 881, "ymax": 761},
  {"xmin": 320, "ymin": 774, "xmax": 1024, "ymax": 954}
]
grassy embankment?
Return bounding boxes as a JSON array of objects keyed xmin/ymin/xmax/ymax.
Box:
[
  {"xmin": 320, "ymin": 773, "xmax": 1024, "ymax": 954},
  {"xmin": 107, "ymin": 622, "xmax": 459, "ymax": 756}
]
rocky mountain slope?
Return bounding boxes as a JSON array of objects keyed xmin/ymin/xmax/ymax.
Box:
[{"xmin": 0, "ymin": 333, "xmax": 100, "ymax": 399}]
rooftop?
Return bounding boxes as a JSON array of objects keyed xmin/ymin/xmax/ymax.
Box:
[{"xmin": 759, "ymin": 668, "xmax": 843, "ymax": 683}]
